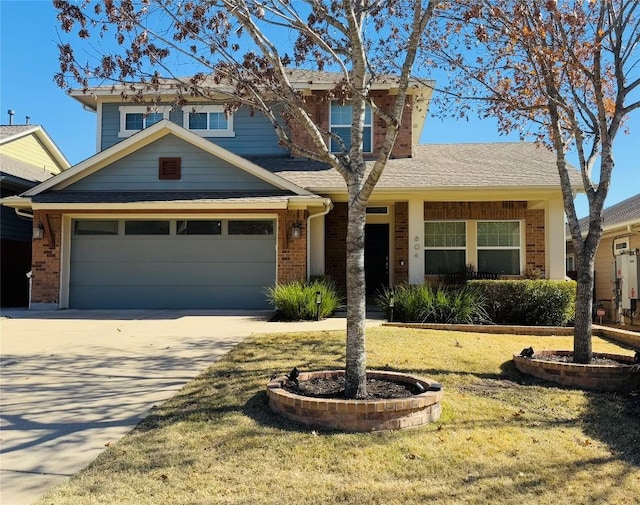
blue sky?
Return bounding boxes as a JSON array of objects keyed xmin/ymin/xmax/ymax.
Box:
[{"xmin": 1, "ymin": 0, "xmax": 638, "ymax": 218}]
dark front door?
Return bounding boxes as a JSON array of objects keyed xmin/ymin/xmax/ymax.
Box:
[{"xmin": 365, "ymin": 223, "xmax": 389, "ymax": 296}]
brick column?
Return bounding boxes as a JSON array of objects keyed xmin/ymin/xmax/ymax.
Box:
[
  {"xmin": 277, "ymin": 209, "xmax": 308, "ymax": 283},
  {"xmin": 31, "ymin": 211, "xmax": 62, "ymax": 307},
  {"xmin": 394, "ymin": 202, "xmax": 409, "ymax": 284}
]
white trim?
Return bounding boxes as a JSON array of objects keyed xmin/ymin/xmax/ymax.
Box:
[
  {"xmin": 118, "ymin": 105, "xmax": 171, "ymax": 138},
  {"xmin": 96, "ymin": 102, "xmax": 103, "ymax": 152},
  {"xmin": 182, "ymin": 105, "xmax": 235, "ymax": 137},
  {"xmin": 408, "ymin": 198, "xmax": 424, "ymax": 283},
  {"xmin": 23, "ymin": 120, "xmax": 313, "ymax": 197}
]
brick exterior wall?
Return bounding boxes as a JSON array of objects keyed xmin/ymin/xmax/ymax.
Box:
[
  {"xmin": 423, "ymin": 201, "xmax": 546, "ymax": 277},
  {"xmin": 394, "ymin": 202, "xmax": 409, "ymax": 284},
  {"xmin": 277, "ymin": 209, "xmax": 308, "ymax": 283},
  {"xmin": 524, "ymin": 209, "xmax": 546, "ymax": 276},
  {"xmin": 288, "ymin": 91, "xmax": 413, "ymax": 159},
  {"xmin": 31, "ymin": 211, "xmax": 62, "ymax": 304},
  {"xmin": 324, "ymin": 202, "xmax": 348, "ymax": 293}
]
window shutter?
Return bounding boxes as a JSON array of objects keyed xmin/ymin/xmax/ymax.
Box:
[{"xmin": 159, "ymin": 157, "xmax": 181, "ymax": 180}]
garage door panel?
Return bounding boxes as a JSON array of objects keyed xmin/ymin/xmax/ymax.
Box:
[
  {"xmin": 69, "ymin": 219, "xmax": 277, "ymax": 309},
  {"xmin": 72, "ymin": 237, "xmax": 275, "ymax": 263},
  {"xmin": 70, "ymin": 285, "xmax": 271, "ymax": 309},
  {"xmin": 70, "ymin": 260, "xmax": 275, "ymax": 287}
]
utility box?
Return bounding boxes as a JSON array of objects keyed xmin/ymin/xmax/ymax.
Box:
[{"xmin": 615, "ymin": 251, "xmax": 639, "ymax": 310}]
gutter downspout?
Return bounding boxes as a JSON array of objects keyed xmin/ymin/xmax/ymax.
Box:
[
  {"xmin": 14, "ymin": 208, "xmax": 34, "ymax": 219},
  {"xmin": 306, "ymin": 199, "xmax": 333, "ymax": 280}
]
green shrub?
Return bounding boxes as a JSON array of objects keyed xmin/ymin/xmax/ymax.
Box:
[
  {"xmin": 375, "ymin": 284, "xmax": 490, "ymax": 324},
  {"xmin": 265, "ymin": 278, "xmax": 342, "ymax": 321},
  {"xmin": 469, "ymin": 279, "xmax": 576, "ymax": 326}
]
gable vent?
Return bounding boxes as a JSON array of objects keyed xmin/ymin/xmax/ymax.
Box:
[{"xmin": 159, "ymin": 157, "xmax": 181, "ymax": 180}]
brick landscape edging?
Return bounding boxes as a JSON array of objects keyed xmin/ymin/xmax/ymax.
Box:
[
  {"xmin": 267, "ymin": 370, "xmax": 443, "ymax": 432},
  {"xmin": 513, "ymin": 351, "xmax": 640, "ymax": 392}
]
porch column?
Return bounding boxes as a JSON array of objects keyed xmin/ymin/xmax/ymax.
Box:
[
  {"xmin": 546, "ymin": 196, "xmax": 566, "ymax": 279},
  {"xmin": 408, "ymin": 198, "xmax": 425, "ymax": 284}
]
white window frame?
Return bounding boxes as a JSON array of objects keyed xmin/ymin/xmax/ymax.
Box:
[
  {"xmin": 566, "ymin": 253, "xmax": 575, "ymax": 272},
  {"xmin": 329, "ymin": 101, "xmax": 373, "ymax": 153},
  {"xmin": 118, "ymin": 105, "xmax": 171, "ymax": 138},
  {"xmin": 424, "ymin": 220, "xmax": 467, "ymax": 275},
  {"xmin": 182, "ymin": 105, "xmax": 235, "ymax": 137},
  {"xmin": 476, "ymin": 220, "xmax": 523, "ymax": 275}
]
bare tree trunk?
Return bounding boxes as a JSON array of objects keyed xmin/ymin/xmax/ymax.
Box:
[
  {"xmin": 573, "ymin": 250, "xmax": 596, "ymax": 363},
  {"xmin": 344, "ymin": 202, "xmax": 367, "ymax": 399}
]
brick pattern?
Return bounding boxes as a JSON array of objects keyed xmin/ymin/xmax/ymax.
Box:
[
  {"xmin": 267, "ymin": 370, "xmax": 443, "ymax": 432},
  {"xmin": 424, "ymin": 201, "xmax": 546, "ymax": 277},
  {"xmin": 524, "ymin": 209, "xmax": 545, "ymax": 276},
  {"xmin": 31, "ymin": 211, "xmax": 62, "ymax": 304},
  {"xmin": 288, "ymin": 91, "xmax": 413, "ymax": 158},
  {"xmin": 277, "ymin": 209, "xmax": 308, "ymax": 283},
  {"xmin": 513, "ymin": 351, "xmax": 640, "ymax": 392},
  {"xmin": 394, "ymin": 202, "xmax": 409, "ymax": 284},
  {"xmin": 324, "ymin": 202, "xmax": 348, "ymax": 292}
]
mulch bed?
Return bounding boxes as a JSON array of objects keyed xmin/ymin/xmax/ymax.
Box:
[
  {"xmin": 534, "ymin": 354, "xmax": 630, "ymax": 366},
  {"xmin": 282, "ymin": 376, "xmax": 418, "ymax": 400}
]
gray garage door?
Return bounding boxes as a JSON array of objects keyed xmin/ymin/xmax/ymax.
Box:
[{"xmin": 69, "ymin": 218, "xmax": 276, "ymax": 309}]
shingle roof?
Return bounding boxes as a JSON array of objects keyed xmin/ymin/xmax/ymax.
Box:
[
  {"xmin": 0, "ymin": 125, "xmax": 39, "ymax": 142},
  {"xmin": 0, "ymin": 154, "xmax": 55, "ymax": 183},
  {"xmin": 577, "ymin": 193, "xmax": 640, "ymax": 234},
  {"xmin": 252, "ymin": 142, "xmax": 581, "ymax": 191}
]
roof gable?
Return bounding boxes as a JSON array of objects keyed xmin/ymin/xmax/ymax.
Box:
[
  {"xmin": 23, "ymin": 120, "xmax": 312, "ymax": 197},
  {"xmin": 0, "ymin": 125, "xmax": 70, "ymax": 173}
]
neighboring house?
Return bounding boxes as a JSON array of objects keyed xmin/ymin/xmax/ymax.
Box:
[
  {"xmin": 566, "ymin": 193, "xmax": 640, "ymax": 325},
  {"xmin": 0, "ymin": 124, "xmax": 70, "ymax": 307},
  {"xmin": 2, "ymin": 70, "xmax": 581, "ymax": 310}
]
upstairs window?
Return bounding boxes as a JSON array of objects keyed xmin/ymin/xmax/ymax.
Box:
[
  {"xmin": 330, "ymin": 102, "xmax": 372, "ymax": 153},
  {"xmin": 183, "ymin": 105, "xmax": 235, "ymax": 137},
  {"xmin": 118, "ymin": 106, "xmax": 170, "ymax": 137}
]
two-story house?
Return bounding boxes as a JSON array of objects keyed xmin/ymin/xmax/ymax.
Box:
[{"xmin": 2, "ymin": 70, "xmax": 581, "ymax": 310}]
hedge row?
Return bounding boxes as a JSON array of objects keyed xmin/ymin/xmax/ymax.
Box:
[{"xmin": 468, "ymin": 279, "xmax": 576, "ymax": 326}]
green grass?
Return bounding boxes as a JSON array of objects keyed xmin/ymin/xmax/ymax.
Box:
[{"xmin": 37, "ymin": 328, "xmax": 639, "ymax": 505}]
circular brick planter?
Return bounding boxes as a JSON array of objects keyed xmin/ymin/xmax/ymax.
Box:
[
  {"xmin": 267, "ymin": 370, "xmax": 443, "ymax": 432},
  {"xmin": 514, "ymin": 351, "xmax": 640, "ymax": 392}
]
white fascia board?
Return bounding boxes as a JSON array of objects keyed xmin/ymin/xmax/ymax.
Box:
[
  {"xmin": 308, "ymin": 186, "xmax": 574, "ymax": 200},
  {"xmin": 23, "ymin": 120, "xmax": 313, "ymax": 198},
  {"xmin": 31, "ymin": 201, "xmax": 290, "ymax": 211},
  {"xmin": 1, "ymin": 195, "xmax": 33, "ymax": 209}
]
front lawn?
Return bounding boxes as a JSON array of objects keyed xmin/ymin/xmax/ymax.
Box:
[{"xmin": 37, "ymin": 328, "xmax": 639, "ymax": 505}]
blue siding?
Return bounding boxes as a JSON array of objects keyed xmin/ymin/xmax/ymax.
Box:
[
  {"xmin": 101, "ymin": 103, "xmax": 287, "ymax": 156},
  {"xmin": 70, "ymin": 135, "xmax": 277, "ymax": 191}
]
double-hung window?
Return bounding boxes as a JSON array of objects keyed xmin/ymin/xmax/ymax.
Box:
[
  {"xmin": 424, "ymin": 221, "xmax": 467, "ymax": 275},
  {"xmin": 183, "ymin": 105, "xmax": 235, "ymax": 137},
  {"xmin": 118, "ymin": 106, "xmax": 170, "ymax": 137},
  {"xmin": 330, "ymin": 101, "xmax": 372, "ymax": 153},
  {"xmin": 477, "ymin": 221, "xmax": 521, "ymax": 275}
]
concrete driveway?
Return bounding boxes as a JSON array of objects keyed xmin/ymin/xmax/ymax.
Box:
[{"xmin": 0, "ymin": 309, "xmax": 277, "ymax": 505}]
